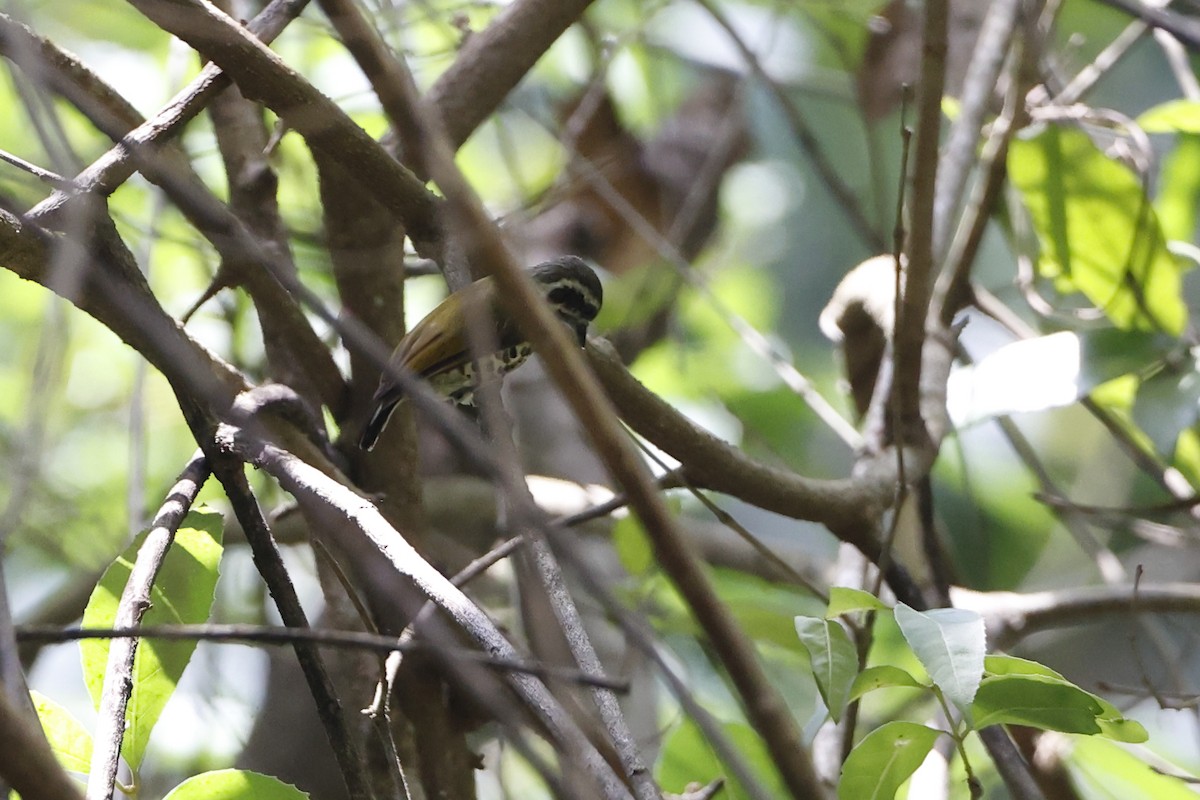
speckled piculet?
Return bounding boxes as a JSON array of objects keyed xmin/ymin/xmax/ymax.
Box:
[{"xmin": 358, "ymin": 255, "xmax": 603, "ymax": 450}]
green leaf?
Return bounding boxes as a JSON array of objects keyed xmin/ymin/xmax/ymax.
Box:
[
  {"xmin": 30, "ymin": 691, "xmax": 93, "ymax": 776},
  {"xmin": 794, "ymin": 616, "xmax": 857, "ymax": 722},
  {"xmin": 984, "ymin": 657, "xmax": 1152, "ymax": 743},
  {"xmin": 612, "ymin": 513, "xmax": 654, "ymax": 576},
  {"xmin": 1009, "ymin": 124, "xmax": 1187, "ymax": 335},
  {"xmin": 894, "ymin": 603, "xmax": 984, "ymax": 715},
  {"xmin": 1132, "ymin": 364, "xmax": 1200, "ymax": 459},
  {"xmin": 838, "ymin": 721, "xmax": 942, "ymax": 800},
  {"xmin": 162, "ymin": 769, "xmax": 308, "ymax": 800},
  {"xmin": 1138, "ymin": 100, "xmax": 1200, "ymax": 133},
  {"xmin": 80, "ymin": 508, "xmax": 224, "ymax": 769},
  {"xmin": 1155, "ymin": 134, "xmax": 1200, "ymax": 244},
  {"xmin": 849, "ymin": 666, "xmax": 928, "ymax": 702},
  {"xmin": 657, "ymin": 718, "xmax": 786, "ymax": 800},
  {"xmin": 984, "ymin": 653, "xmax": 1065, "ymax": 678},
  {"xmin": 592, "ymin": 262, "xmax": 680, "ymax": 333},
  {"xmin": 973, "ymin": 673, "xmax": 1103, "ymax": 733},
  {"xmin": 826, "ymin": 587, "xmax": 890, "ymax": 618},
  {"xmin": 1068, "ymin": 737, "xmax": 1196, "ymax": 799},
  {"xmin": 711, "ymin": 569, "xmax": 823, "ymax": 651}
]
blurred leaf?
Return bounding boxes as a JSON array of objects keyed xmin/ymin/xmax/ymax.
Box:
[
  {"xmin": 894, "ymin": 603, "xmax": 984, "ymax": 715},
  {"xmin": 794, "ymin": 616, "xmax": 857, "ymax": 721},
  {"xmin": 1009, "ymin": 124, "xmax": 1187, "ymax": 335},
  {"xmin": 639, "ymin": 567, "xmax": 822, "ymax": 650},
  {"xmin": 1069, "ymin": 737, "xmax": 1198, "ymax": 800},
  {"xmin": 1138, "ymin": 100, "xmax": 1200, "ymax": 133},
  {"xmin": 826, "ymin": 586, "xmax": 890, "ymax": 617},
  {"xmin": 80, "ymin": 508, "xmax": 224, "ymax": 769},
  {"xmin": 934, "ymin": 449, "xmax": 1056, "ymax": 589},
  {"xmin": 838, "ymin": 721, "xmax": 941, "ymax": 800},
  {"xmin": 613, "ymin": 513, "xmax": 655, "ymax": 576},
  {"xmin": 1132, "ymin": 363, "xmax": 1200, "ymax": 459},
  {"xmin": 1155, "ymin": 134, "xmax": 1200, "ymax": 244},
  {"xmin": 593, "ymin": 263, "xmax": 680, "ymax": 332},
  {"xmin": 657, "ymin": 718, "xmax": 786, "ymax": 800},
  {"xmin": 162, "ymin": 769, "xmax": 308, "ymax": 800},
  {"xmin": 712, "ymin": 569, "xmax": 822, "ymax": 650},
  {"xmin": 849, "ymin": 665, "xmax": 928, "ymax": 702},
  {"xmin": 1171, "ymin": 426, "xmax": 1200, "ymax": 491},
  {"xmin": 30, "ymin": 691, "xmax": 92, "ymax": 776}
]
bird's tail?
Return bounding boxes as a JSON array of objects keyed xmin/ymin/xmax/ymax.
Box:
[{"xmin": 358, "ymin": 400, "xmax": 398, "ymax": 451}]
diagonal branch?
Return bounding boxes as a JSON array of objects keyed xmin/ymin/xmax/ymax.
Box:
[
  {"xmin": 217, "ymin": 423, "xmax": 634, "ymax": 800},
  {"xmin": 425, "ymin": 0, "xmax": 597, "ymax": 152},
  {"xmin": 391, "ymin": 50, "xmax": 828, "ymax": 800},
  {"xmin": 119, "ymin": 0, "xmax": 444, "ymax": 256},
  {"xmin": 206, "ymin": 446, "xmax": 372, "ymax": 800},
  {"xmin": 86, "ymin": 453, "xmax": 210, "ymax": 800}
]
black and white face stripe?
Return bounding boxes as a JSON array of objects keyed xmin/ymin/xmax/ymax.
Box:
[
  {"xmin": 546, "ymin": 282, "xmax": 601, "ymax": 322},
  {"xmin": 529, "ymin": 256, "xmax": 604, "ymax": 346}
]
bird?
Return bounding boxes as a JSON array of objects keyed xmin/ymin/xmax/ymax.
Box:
[{"xmin": 358, "ymin": 255, "xmax": 603, "ymax": 450}]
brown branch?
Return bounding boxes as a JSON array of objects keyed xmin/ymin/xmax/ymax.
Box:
[
  {"xmin": 953, "ymin": 583, "xmax": 1200, "ymax": 649},
  {"xmin": 892, "ymin": 0, "xmax": 948, "ymax": 445},
  {"xmin": 394, "ymin": 54, "xmax": 827, "ymax": 799},
  {"xmin": 425, "ymin": 0, "xmax": 598, "ymax": 152},
  {"xmin": 216, "ymin": 423, "xmax": 634, "ymax": 800},
  {"xmin": 4, "ymin": 3, "xmax": 347, "ymax": 416},
  {"xmin": 0, "ymin": 688, "xmax": 85, "ymax": 800},
  {"xmin": 29, "ymin": 0, "xmax": 312, "ymax": 214},
  {"xmin": 15, "ymin": 624, "xmax": 630, "ymax": 690},
  {"xmin": 588, "ymin": 339, "xmax": 885, "ymax": 538},
  {"xmin": 0, "ymin": 205, "xmax": 247, "ymax": 411},
  {"xmin": 931, "ymin": 0, "xmax": 1023, "ymax": 261},
  {"xmin": 119, "ymin": 0, "xmax": 445, "ymax": 256},
  {"xmin": 85, "ymin": 453, "xmax": 210, "ymax": 800},
  {"xmin": 206, "ymin": 443, "xmax": 372, "ymax": 800}
]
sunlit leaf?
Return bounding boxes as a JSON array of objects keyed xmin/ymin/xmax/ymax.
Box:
[
  {"xmin": 1138, "ymin": 100, "xmax": 1200, "ymax": 133},
  {"xmin": 838, "ymin": 721, "xmax": 942, "ymax": 800},
  {"xmin": 849, "ymin": 665, "xmax": 928, "ymax": 702},
  {"xmin": 162, "ymin": 769, "xmax": 308, "ymax": 800},
  {"xmin": 826, "ymin": 586, "xmax": 889, "ymax": 618},
  {"xmin": 981, "ymin": 656, "xmax": 1147, "ymax": 742},
  {"xmin": 1069, "ymin": 737, "xmax": 1198, "ymax": 799},
  {"xmin": 30, "ymin": 691, "xmax": 93, "ymax": 776},
  {"xmin": 1155, "ymin": 134, "xmax": 1200, "ymax": 244},
  {"xmin": 80, "ymin": 508, "xmax": 224, "ymax": 769},
  {"xmin": 1009, "ymin": 124, "xmax": 1187, "ymax": 334},
  {"xmin": 973, "ymin": 674, "xmax": 1103, "ymax": 734},
  {"xmin": 894, "ymin": 603, "xmax": 984, "ymax": 715},
  {"xmin": 612, "ymin": 514, "xmax": 654, "ymax": 576}
]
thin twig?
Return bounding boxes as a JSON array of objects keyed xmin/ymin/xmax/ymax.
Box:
[
  {"xmin": 208, "ymin": 449, "xmax": 372, "ymax": 800},
  {"xmin": 397, "ymin": 43, "xmax": 827, "ymax": 799},
  {"xmin": 219, "ymin": 424, "xmax": 634, "ymax": 800},
  {"xmin": 16, "ymin": 624, "xmax": 630, "ymax": 690},
  {"xmin": 385, "ymin": 49, "xmax": 659, "ymax": 800},
  {"xmin": 85, "ymin": 453, "xmax": 210, "ymax": 800}
]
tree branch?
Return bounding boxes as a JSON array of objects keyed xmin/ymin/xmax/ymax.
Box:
[
  {"xmin": 85, "ymin": 453, "xmax": 210, "ymax": 800},
  {"xmin": 216, "ymin": 421, "xmax": 633, "ymax": 800},
  {"xmin": 0, "ymin": 688, "xmax": 85, "ymax": 800},
  {"xmin": 393, "ymin": 54, "xmax": 828, "ymax": 799},
  {"xmin": 120, "ymin": 0, "xmax": 444, "ymax": 256}
]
